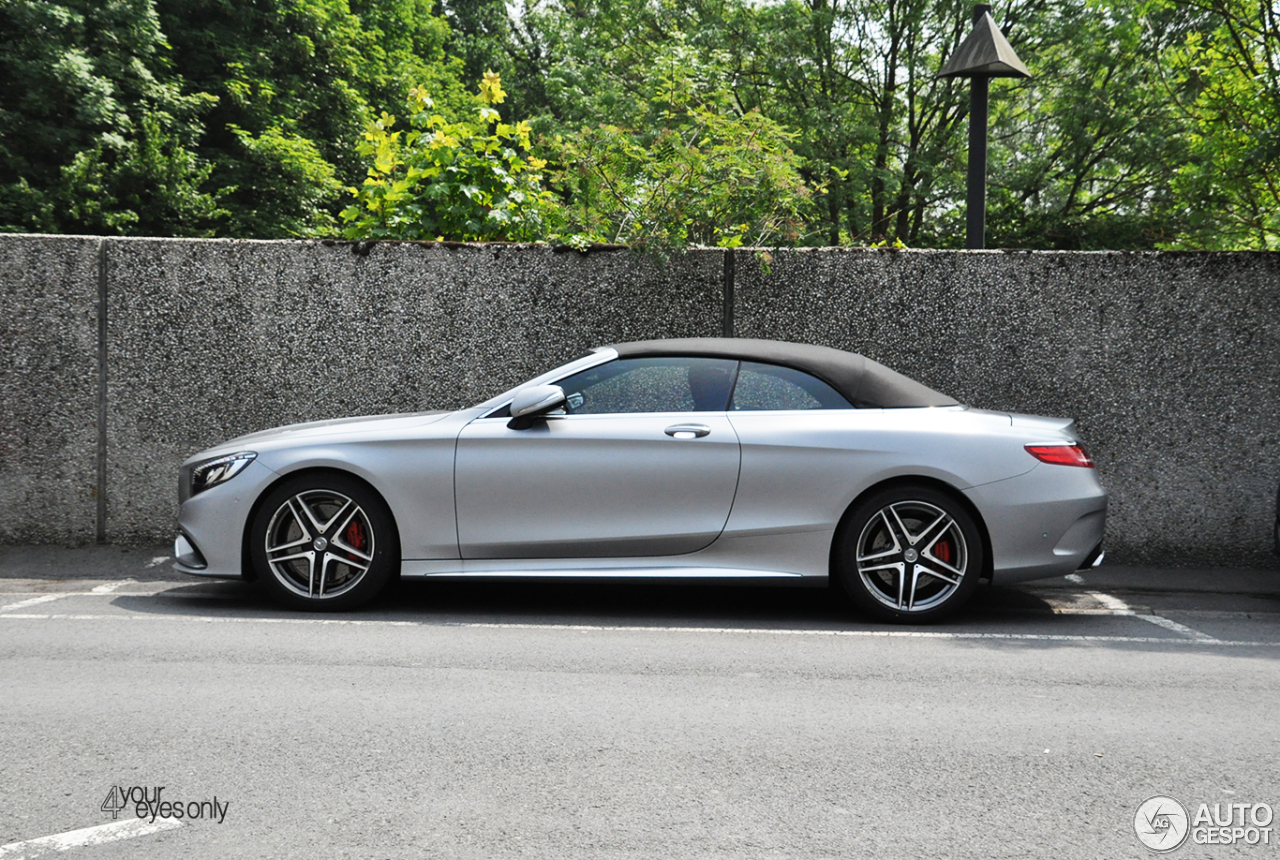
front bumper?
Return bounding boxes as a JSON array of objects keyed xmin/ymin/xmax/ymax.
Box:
[{"xmin": 173, "ymin": 458, "xmax": 280, "ymax": 578}]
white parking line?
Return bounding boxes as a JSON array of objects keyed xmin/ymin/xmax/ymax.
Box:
[
  {"xmin": 0, "ymin": 818, "xmax": 183, "ymax": 859},
  {"xmin": 1138, "ymin": 613, "xmax": 1222, "ymax": 642},
  {"xmin": 90, "ymin": 580, "xmax": 133, "ymax": 594},
  {"xmin": 1085, "ymin": 590, "xmax": 1134, "ymax": 614},
  {"xmin": 0, "ymin": 586, "xmax": 179, "ymax": 599},
  {"xmin": 0, "ymin": 611, "xmax": 1273, "ymax": 646},
  {"xmin": 1085, "ymin": 589, "xmax": 1221, "ymax": 641},
  {"xmin": 0, "ymin": 595, "xmax": 66, "ymax": 613}
]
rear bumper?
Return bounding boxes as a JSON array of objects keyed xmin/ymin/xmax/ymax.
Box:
[{"xmin": 965, "ymin": 463, "xmax": 1108, "ymax": 585}]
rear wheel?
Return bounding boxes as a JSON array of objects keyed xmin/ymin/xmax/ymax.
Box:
[
  {"xmin": 835, "ymin": 485, "xmax": 983, "ymax": 623},
  {"xmin": 250, "ymin": 472, "xmax": 398, "ymax": 611}
]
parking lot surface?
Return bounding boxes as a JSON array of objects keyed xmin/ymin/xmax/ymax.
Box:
[{"xmin": 1, "ymin": 547, "xmax": 1277, "ymax": 859}]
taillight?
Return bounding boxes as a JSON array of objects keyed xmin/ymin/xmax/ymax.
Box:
[{"xmin": 1025, "ymin": 444, "xmax": 1094, "ymax": 468}]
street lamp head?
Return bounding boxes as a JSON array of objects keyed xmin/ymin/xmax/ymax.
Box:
[{"xmin": 937, "ymin": 6, "xmax": 1031, "ymax": 79}]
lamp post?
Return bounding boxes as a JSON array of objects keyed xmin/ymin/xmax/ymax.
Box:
[{"xmin": 938, "ymin": 4, "xmax": 1031, "ymax": 249}]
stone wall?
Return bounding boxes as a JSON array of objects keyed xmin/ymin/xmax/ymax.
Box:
[
  {"xmin": 0, "ymin": 237, "xmax": 101, "ymax": 544},
  {"xmin": 732, "ymin": 248, "xmax": 1280, "ymax": 568},
  {"xmin": 1, "ymin": 235, "xmax": 1276, "ymax": 567}
]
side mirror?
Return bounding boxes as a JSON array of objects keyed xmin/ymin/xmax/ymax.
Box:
[{"xmin": 508, "ymin": 384, "xmax": 567, "ymax": 429}]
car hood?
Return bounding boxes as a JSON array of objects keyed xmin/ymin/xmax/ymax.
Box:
[{"xmin": 187, "ymin": 410, "xmax": 453, "ymax": 463}]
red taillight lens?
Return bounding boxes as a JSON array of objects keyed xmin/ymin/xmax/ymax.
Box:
[{"xmin": 1025, "ymin": 444, "xmax": 1094, "ymax": 468}]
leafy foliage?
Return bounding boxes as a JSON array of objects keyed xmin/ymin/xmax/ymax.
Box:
[
  {"xmin": 0, "ymin": 0, "xmax": 222, "ymax": 235},
  {"xmin": 154, "ymin": 0, "xmax": 468, "ymax": 237},
  {"xmin": 551, "ymin": 38, "xmax": 817, "ymax": 249},
  {"xmin": 340, "ymin": 72, "xmax": 557, "ymax": 241},
  {"xmin": 981, "ymin": 0, "xmax": 1195, "ymax": 249},
  {"xmin": 1, "ymin": 0, "xmax": 1277, "ymax": 248},
  {"xmin": 1149, "ymin": 0, "xmax": 1280, "ymax": 248}
]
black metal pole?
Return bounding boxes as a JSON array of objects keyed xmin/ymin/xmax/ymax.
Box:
[
  {"xmin": 965, "ymin": 75, "xmax": 989, "ymax": 250},
  {"xmin": 965, "ymin": 4, "xmax": 992, "ymax": 250}
]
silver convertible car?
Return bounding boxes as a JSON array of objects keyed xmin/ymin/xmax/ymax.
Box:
[{"xmin": 174, "ymin": 338, "xmax": 1107, "ymax": 621}]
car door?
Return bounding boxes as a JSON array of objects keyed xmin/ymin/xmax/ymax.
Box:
[
  {"xmin": 455, "ymin": 357, "xmax": 742, "ymax": 559},
  {"xmin": 721, "ymin": 361, "xmax": 877, "ymax": 535}
]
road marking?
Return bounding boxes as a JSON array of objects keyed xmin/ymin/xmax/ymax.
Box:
[
  {"xmin": 145, "ymin": 556, "xmax": 170, "ymax": 568},
  {"xmin": 1137, "ymin": 613, "xmax": 1221, "ymax": 642},
  {"xmin": 0, "ymin": 595, "xmax": 66, "ymax": 613},
  {"xmin": 0, "ymin": 611, "xmax": 1274, "ymax": 646},
  {"xmin": 0, "ymin": 586, "xmax": 186, "ymax": 599},
  {"xmin": 1084, "ymin": 588, "xmax": 1222, "ymax": 641},
  {"xmin": 1085, "ymin": 590, "xmax": 1134, "ymax": 614},
  {"xmin": 1064, "ymin": 574, "xmax": 1085, "ymax": 584},
  {"xmin": 4, "ymin": 587, "xmax": 1268, "ymax": 619},
  {"xmin": 0, "ymin": 818, "xmax": 183, "ymax": 859}
]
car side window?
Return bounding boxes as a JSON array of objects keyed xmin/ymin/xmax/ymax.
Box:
[
  {"xmin": 556, "ymin": 357, "xmax": 738, "ymax": 414},
  {"xmin": 730, "ymin": 361, "xmax": 853, "ymax": 410}
]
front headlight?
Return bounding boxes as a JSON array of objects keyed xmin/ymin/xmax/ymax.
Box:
[{"xmin": 190, "ymin": 452, "xmax": 257, "ymax": 497}]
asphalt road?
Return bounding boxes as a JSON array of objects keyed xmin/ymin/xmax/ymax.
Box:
[{"xmin": 1, "ymin": 548, "xmax": 1278, "ymax": 859}]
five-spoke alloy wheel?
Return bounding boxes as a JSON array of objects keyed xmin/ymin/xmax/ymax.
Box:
[
  {"xmin": 835, "ymin": 485, "xmax": 984, "ymax": 622},
  {"xmin": 250, "ymin": 472, "xmax": 398, "ymax": 610}
]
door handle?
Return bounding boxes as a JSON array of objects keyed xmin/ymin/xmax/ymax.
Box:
[{"xmin": 665, "ymin": 424, "xmax": 711, "ymax": 439}]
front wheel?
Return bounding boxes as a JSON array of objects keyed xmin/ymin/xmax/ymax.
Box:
[
  {"xmin": 249, "ymin": 472, "xmax": 399, "ymax": 611},
  {"xmin": 834, "ymin": 485, "xmax": 984, "ymax": 623}
]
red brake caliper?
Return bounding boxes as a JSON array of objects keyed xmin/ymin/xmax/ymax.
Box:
[
  {"xmin": 344, "ymin": 520, "xmax": 367, "ymax": 553},
  {"xmin": 934, "ymin": 540, "xmax": 952, "ymax": 565}
]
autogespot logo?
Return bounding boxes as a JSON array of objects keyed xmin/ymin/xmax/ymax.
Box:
[
  {"xmin": 1135, "ymin": 796, "xmax": 1191, "ymax": 852},
  {"xmin": 1134, "ymin": 795, "xmax": 1276, "ymax": 851}
]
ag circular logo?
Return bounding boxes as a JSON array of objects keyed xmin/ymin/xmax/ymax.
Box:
[{"xmin": 1135, "ymin": 796, "xmax": 1190, "ymax": 852}]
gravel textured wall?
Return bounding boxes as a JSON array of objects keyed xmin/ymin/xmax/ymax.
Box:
[
  {"xmin": 0, "ymin": 236, "xmax": 101, "ymax": 544},
  {"xmin": 1, "ymin": 235, "xmax": 1277, "ymax": 568},
  {"xmin": 733, "ymin": 248, "xmax": 1280, "ymax": 568},
  {"xmin": 103, "ymin": 239, "xmax": 721, "ymax": 541}
]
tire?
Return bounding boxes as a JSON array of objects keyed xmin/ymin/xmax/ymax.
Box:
[
  {"xmin": 249, "ymin": 472, "xmax": 399, "ymax": 611},
  {"xmin": 834, "ymin": 485, "xmax": 984, "ymax": 623}
]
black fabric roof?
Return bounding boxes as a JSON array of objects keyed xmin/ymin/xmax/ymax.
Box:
[{"xmin": 607, "ymin": 338, "xmax": 958, "ymax": 408}]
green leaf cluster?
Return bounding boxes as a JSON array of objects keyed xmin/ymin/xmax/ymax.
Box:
[
  {"xmin": 1148, "ymin": 0, "xmax": 1280, "ymax": 249},
  {"xmin": 0, "ymin": 0, "xmax": 466, "ymax": 238},
  {"xmin": 457, "ymin": 0, "xmax": 1277, "ymax": 249},
  {"xmin": 3, "ymin": 0, "xmax": 1276, "ymax": 248},
  {"xmin": 550, "ymin": 37, "xmax": 818, "ymax": 250},
  {"xmin": 0, "ymin": 0, "xmax": 223, "ymax": 235},
  {"xmin": 154, "ymin": 0, "xmax": 470, "ymax": 237},
  {"xmin": 340, "ymin": 72, "xmax": 557, "ymax": 241}
]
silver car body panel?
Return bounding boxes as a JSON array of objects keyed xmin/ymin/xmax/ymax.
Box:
[
  {"xmin": 175, "ymin": 349, "xmax": 1107, "ymax": 586},
  {"xmin": 456, "ymin": 412, "xmax": 741, "ymax": 558}
]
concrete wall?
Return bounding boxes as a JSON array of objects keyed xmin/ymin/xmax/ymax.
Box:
[
  {"xmin": 0, "ymin": 237, "xmax": 101, "ymax": 544},
  {"xmin": 733, "ymin": 248, "xmax": 1280, "ymax": 568},
  {"xmin": 102, "ymin": 239, "xmax": 721, "ymax": 541},
  {"xmin": 1, "ymin": 235, "xmax": 1277, "ymax": 567}
]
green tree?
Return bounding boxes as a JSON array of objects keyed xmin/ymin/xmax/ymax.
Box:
[
  {"xmin": 978, "ymin": 0, "xmax": 1194, "ymax": 249},
  {"xmin": 341, "ymin": 72, "xmax": 558, "ymax": 241},
  {"xmin": 496, "ymin": 0, "xmax": 974, "ymax": 245},
  {"xmin": 552, "ymin": 37, "xmax": 818, "ymax": 249},
  {"xmin": 0, "ymin": 0, "xmax": 222, "ymax": 235},
  {"xmin": 153, "ymin": 0, "xmax": 467, "ymax": 237},
  {"xmin": 496, "ymin": 0, "xmax": 1254, "ymax": 249},
  {"xmin": 1151, "ymin": 0, "xmax": 1280, "ymax": 248}
]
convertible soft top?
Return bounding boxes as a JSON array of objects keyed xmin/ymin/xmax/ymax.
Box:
[{"xmin": 607, "ymin": 338, "xmax": 958, "ymax": 408}]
